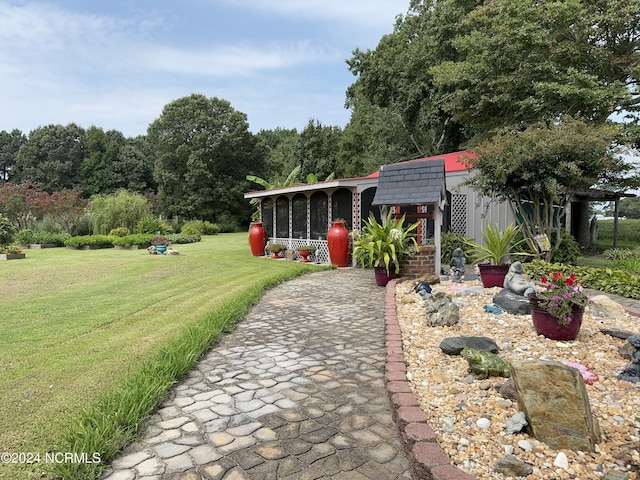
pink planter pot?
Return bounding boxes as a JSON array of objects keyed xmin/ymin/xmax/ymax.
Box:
[
  {"xmin": 478, "ymin": 263, "xmax": 510, "ymax": 288},
  {"xmin": 374, "ymin": 266, "xmax": 400, "ymax": 287}
]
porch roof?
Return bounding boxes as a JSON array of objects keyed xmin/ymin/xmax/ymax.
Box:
[
  {"xmin": 372, "ymin": 159, "xmax": 446, "ymax": 206},
  {"xmin": 243, "ymin": 176, "xmax": 377, "ymax": 199}
]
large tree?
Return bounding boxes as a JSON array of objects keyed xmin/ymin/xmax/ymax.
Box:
[
  {"xmin": 13, "ymin": 124, "xmax": 86, "ymax": 192},
  {"xmin": 147, "ymin": 94, "xmax": 259, "ymax": 224},
  {"xmin": 346, "ymin": 0, "xmax": 477, "ymax": 159},
  {"xmin": 0, "ymin": 129, "xmax": 26, "ymax": 181}
]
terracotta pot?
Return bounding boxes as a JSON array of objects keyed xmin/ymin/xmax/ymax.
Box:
[
  {"xmin": 529, "ymin": 296, "xmax": 584, "ymax": 341},
  {"xmin": 327, "ymin": 220, "xmax": 350, "ymax": 267},
  {"xmin": 477, "ymin": 263, "xmax": 510, "ymax": 288},
  {"xmin": 374, "ymin": 266, "xmax": 400, "ymax": 286},
  {"xmin": 297, "ymin": 250, "xmax": 313, "ymax": 263},
  {"xmin": 249, "ymin": 222, "xmax": 267, "ymax": 256}
]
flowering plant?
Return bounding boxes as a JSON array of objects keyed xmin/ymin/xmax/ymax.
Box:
[
  {"xmin": 533, "ymin": 272, "xmax": 591, "ymax": 325},
  {"xmin": 151, "ymin": 236, "xmax": 170, "ymax": 246},
  {"xmin": 0, "ymin": 245, "xmax": 22, "ymax": 254}
]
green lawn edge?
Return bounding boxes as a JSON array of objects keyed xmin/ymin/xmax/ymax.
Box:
[{"xmin": 49, "ymin": 266, "xmax": 328, "ymax": 480}]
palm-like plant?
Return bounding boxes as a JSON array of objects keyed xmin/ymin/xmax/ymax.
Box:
[
  {"xmin": 464, "ymin": 223, "xmax": 528, "ymax": 264},
  {"xmin": 353, "ymin": 212, "xmax": 420, "ymax": 274}
]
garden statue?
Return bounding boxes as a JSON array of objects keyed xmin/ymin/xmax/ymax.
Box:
[
  {"xmin": 503, "ymin": 261, "xmax": 536, "ymax": 297},
  {"xmin": 450, "ymin": 248, "xmax": 466, "ymax": 282}
]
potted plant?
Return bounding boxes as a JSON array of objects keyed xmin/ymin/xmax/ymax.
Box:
[
  {"xmin": 296, "ymin": 245, "xmax": 316, "ymax": 263},
  {"xmin": 353, "ymin": 212, "xmax": 419, "ymax": 286},
  {"xmin": 528, "ymin": 271, "xmax": 591, "ymax": 340},
  {"xmin": 267, "ymin": 243, "xmax": 287, "ymax": 259},
  {"xmin": 464, "ymin": 223, "xmax": 528, "ymax": 287},
  {"xmin": 151, "ymin": 236, "xmax": 170, "ymax": 255}
]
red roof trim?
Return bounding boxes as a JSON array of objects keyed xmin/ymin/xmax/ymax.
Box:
[{"xmin": 365, "ymin": 150, "xmax": 475, "ymax": 179}]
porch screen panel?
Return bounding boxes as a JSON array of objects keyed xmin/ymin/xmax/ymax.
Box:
[
  {"xmin": 292, "ymin": 194, "xmax": 307, "ymax": 239},
  {"xmin": 262, "ymin": 199, "xmax": 273, "ymax": 237},
  {"xmin": 275, "ymin": 196, "xmax": 290, "ymax": 238},
  {"xmin": 360, "ymin": 187, "xmax": 380, "ymax": 229},
  {"xmin": 310, "ymin": 191, "xmax": 328, "ymax": 240},
  {"xmin": 331, "ymin": 188, "xmax": 353, "ymax": 229}
]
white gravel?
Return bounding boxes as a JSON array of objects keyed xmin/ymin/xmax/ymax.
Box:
[{"xmin": 395, "ymin": 279, "xmax": 640, "ymax": 479}]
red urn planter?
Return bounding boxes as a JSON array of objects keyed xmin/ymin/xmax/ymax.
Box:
[
  {"xmin": 327, "ymin": 220, "xmax": 350, "ymax": 267},
  {"xmin": 529, "ymin": 296, "xmax": 584, "ymax": 341},
  {"xmin": 477, "ymin": 263, "xmax": 510, "ymax": 288},
  {"xmin": 249, "ymin": 222, "xmax": 267, "ymax": 256},
  {"xmin": 374, "ymin": 266, "xmax": 400, "ymax": 287}
]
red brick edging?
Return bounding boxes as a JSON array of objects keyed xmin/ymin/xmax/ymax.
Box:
[{"xmin": 383, "ymin": 278, "xmax": 477, "ymax": 480}]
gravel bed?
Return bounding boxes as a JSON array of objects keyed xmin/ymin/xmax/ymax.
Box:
[{"xmin": 395, "ymin": 279, "xmax": 640, "ymax": 479}]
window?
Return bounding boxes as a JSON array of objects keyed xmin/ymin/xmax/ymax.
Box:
[
  {"xmin": 292, "ymin": 194, "xmax": 308, "ymax": 238},
  {"xmin": 276, "ymin": 196, "xmax": 290, "ymax": 238},
  {"xmin": 310, "ymin": 192, "xmax": 328, "ymax": 239},
  {"xmin": 331, "ymin": 188, "xmax": 353, "ymax": 229}
]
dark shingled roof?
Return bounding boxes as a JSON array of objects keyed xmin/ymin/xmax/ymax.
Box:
[{"xmin": 372, "ymin": 158, "xmax": 446, "ymax": 206}]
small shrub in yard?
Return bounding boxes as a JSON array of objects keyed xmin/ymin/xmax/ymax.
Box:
[
  {"xmin": 16, "ymin": 229, "xmax": 71, "ymax": 246},
  {"xmin": 181, "ymin": 220, "xmax": 219, "ymax": 235},
  {"xmin": 65, "ymin": 235, "xmax": 117, "ymax": 249},
  {"xmin": 440, "ymin": 232, "xmax": 472, "ymax": 266},
  {"xmin": 109, "ymin": 227, "xmax": 130, "ymax": 237},
  {"xmin": 136, "ymin": 216, "xmax": 173, "ymax": 235},
  {"xmin": 551, "ymin": 234, "xmax": 581, "ymax": 264},
  {"xmin": 111, "ymin": 234, "xmax": 155, "ymax": 248},
  {"xmin": 167, "ymin": 233, "xmax": 201, "ymax": 244}
]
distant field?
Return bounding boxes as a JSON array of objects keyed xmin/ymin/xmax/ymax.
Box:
[
  {"xmin": 0, "ymin": 234, "xmax": 323, "ymax": 479},
  {"xmin": 595, "ymin": 219, "xmax": 640, "ymax": 249}
]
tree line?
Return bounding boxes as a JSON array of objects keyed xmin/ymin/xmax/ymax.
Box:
[{"xmin": 2, "ymin": 0, "xmax": 640, "ymax": 249}]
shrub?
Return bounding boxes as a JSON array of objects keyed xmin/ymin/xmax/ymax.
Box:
[
  {"xmin": 109, "ymin": 227, "xmax": 130, "ymax": 237},
  {"xmin": 89, "ymin": 191, "xmax": 150, "ymax": 234},
  {"xmin": 441, "ymin": 232, "xmax": 471, "ymax": 266},
  {"xmin": 0, "ymin": 213, "xmax": 16, "ymax": 244},
  {"xmin": 15, "ymin": 229, "xmax": 70, "ymax": 246},
  {"xmin": 166, "ymin": 233, "xmax": 201, "ymax": 244},
  {"xmin": 181, "ymin": 220, "xmax": 219, "ymax": 235},
  {"xmin": 111, "ymin": 234, "xmax": 155, "ymax": 247},
  {"xmin": 551, "ymin": 234, "xmax": 581, "ymax": 264},
  {"xmin": 136, "ymin": 216, "xmax": 173, "ymax": 235},
  {"xmin": 64, "ymin": 235, "xmax": 117, "ymax": 249}
]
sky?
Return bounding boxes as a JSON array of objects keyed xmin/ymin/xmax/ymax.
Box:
[{"xmin": 0, "ymin": 0, "xmax": 409, "ymax": 138}]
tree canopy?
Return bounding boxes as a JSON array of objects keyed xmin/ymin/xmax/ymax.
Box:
[{"xmin": 147, "ymin": 94, "xmax": 259, "ymax": 225}]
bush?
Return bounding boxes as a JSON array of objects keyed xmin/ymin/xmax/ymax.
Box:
[
  {"xmin": 111, "ymin": 234, "xmax": 155, "ymax": 248},
  {"xmin": 109, "ymin": 227, "xmax": 130, "ymax": 237},
  {"xmin": 15, "ymin": 229, "xmax": 70, "ymax": 246},
  {"xmin": 64, "ymin": 235, "xmax": 117, "ymax": 249},
  {"xmin": 89, "ymin": 191, "xmax": 150, "ymax": 234},
  {"xmin": 0, "ymin": 213, "xmax": 16, "ymax": 244},
  {"xmin": 215, "ymin": 213, "xmax": 241, "ymax": 233},
  {"xmin": 166, "ymin": 233, "xmax": 201, "ymax": 244},
  {"xmin": 136, "ymin": 216, "xmax": 173, "ymax": 235},
  {"xmin": 440, "ymin": 232, "xmax": 472, "ymax": 265},
  {"xmin": 551, "ymin": 234, "xmax": 581, "ymax": 264},
  {"xmin": 181, "ymin": 220, "xmax": 219, "ymax": 235}
]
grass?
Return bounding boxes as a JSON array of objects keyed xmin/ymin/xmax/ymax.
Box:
[
  {"xmin": 594, "ymin": 218, "xmax": 640, "ymax": 250},
  {"xmin": 0, "ymin": 234, "xmax": 326, "ymax": 479}
]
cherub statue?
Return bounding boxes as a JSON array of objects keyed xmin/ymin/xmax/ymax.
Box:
[{"xmin": 450, "ymin": 248, "xmax": 466, "ymax": 283}]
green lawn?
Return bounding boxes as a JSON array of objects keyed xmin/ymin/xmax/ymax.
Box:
[{"xmin": 0, "ymin": 234, "xmax": 324, "ymax": 479}]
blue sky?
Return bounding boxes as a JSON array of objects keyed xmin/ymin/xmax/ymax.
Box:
[{"xmin": 0, "ymin": 0, "xmax": 408, "ymax": 138}]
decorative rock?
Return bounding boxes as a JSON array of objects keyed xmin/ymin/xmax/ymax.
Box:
[
  {"xmin": 476, "ymin": 418, "xmax": 491, "ymax": 429},
  {"xmin": 603, "ymin": 472, "xmax": 630, "ymax": 480},
  {"xmin": 511, "ymin": 360, "xmax": 601, "ymax": 452},
  {"xmin": 628, "ymin": 334, "xmax": 640, "ymax": 349},
  {"xmin": 505, "ymin": 411, "xmax": 528, "ymax": 434},
  {"xmin": 601, "ymin": 327, "xmax": 635, "ymax": 340},
  {"xmin": 517, "ymin": 439, "xmax": 532, "ymax": 451},
  {"xmin": 561, "ymin": 360, "xmax": 599, "ymax": 385},
  {"xmin": 589, "ymin": 295, "xmax": 627, "ymax": 322},
  {"xmin": 493, "ymin": 289, "xmax": 531, "ymax": 315},
  {"xmin": 498, "ymin": 378, "xmax": 517, "ymax": 400},
  {"xmin": 439, "ymin": 336, "xmax": 500, "ymax": 356},
  {"xmin": 456, "ymin": 286, "xmax": 486, "ymax": 296},
  {"xmin": 618, "ymin": 363, "xmax": 640, "ymax": 383},
  {"xmin": 417, "ymin": 273, "xmax": 440, "ymax": 284},
  {"xmin": 423, "ymin": 292, "xmax": 460, "ymax": 327},
  {"xmin": 554, "ymin": 451, "xmax": 569, "ymax": 469},
  {"xmin": 478, "ymin": 380, "xmax": 492, "ymax": 390},
  {"xmin": 494, "ymin": 454, "xmax": 533, "ymax": 477}
]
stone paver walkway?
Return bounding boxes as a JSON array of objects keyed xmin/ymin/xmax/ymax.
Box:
[{"xmin": 101, "ymin": 269, "xmax": 411, "ymax": 480}]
